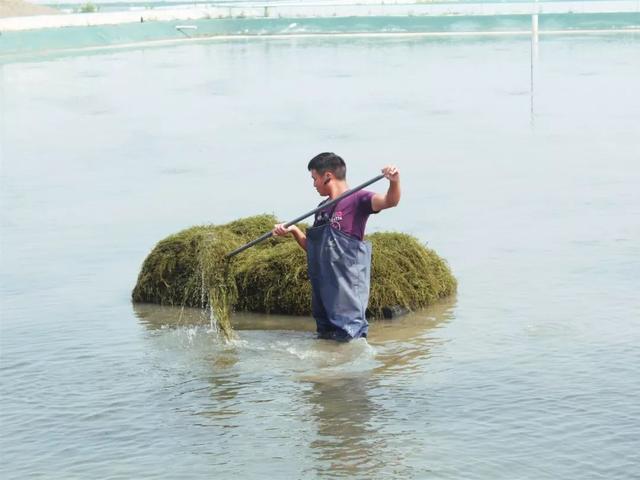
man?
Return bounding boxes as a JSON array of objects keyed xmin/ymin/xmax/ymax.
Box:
[{"xmin": 273, "ymin": 152, "xmax": 400, "ymax": 341}]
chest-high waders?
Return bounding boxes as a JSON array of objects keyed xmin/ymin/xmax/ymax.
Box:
[{"xmin": 306, "ymin": 216, "xmax": 372, "ymax": 341}]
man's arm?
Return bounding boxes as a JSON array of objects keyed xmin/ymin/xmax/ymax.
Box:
[
  {"xmin": 371, "ymin": 165, "xmax": 401, "ymax": 212},
  {"xmin": 272, "ymin": 224, "xmax": 307, "ymax": 251}
]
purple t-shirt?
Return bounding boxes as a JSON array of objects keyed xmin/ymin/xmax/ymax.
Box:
[{"xmin": 313, "ymin": 190, "xmax": 377, "ymax": 240}]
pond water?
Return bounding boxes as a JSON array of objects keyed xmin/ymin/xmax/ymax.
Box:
[{"xmin": 1, "ymin": 32, "xmax": 639, "ymax": 479}]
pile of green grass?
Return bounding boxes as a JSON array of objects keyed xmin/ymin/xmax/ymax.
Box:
[
  {"xmin": 367, "ymin": 232, "xmax": 456, "ymax": 317},
  {"xmin": 132, "ymin": 214, "xmax": 456, "ymax": 334}
]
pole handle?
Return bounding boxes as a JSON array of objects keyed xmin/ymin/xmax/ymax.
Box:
[{"xmin": 226, "ymin": 173, "xmax": 385, "ymax": 258}]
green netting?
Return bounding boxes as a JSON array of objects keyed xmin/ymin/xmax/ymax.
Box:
[{"xmin": 3, "ymin": 13, "xmax": 638, "ymax": 60}]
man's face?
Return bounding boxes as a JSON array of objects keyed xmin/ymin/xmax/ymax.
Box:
[{"xmin": 311, "ymin": 169, "xmax": 331, "ymax": 196}]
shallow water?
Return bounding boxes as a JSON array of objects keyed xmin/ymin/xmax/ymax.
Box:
[{"xmin": 1, "ymin": 33, "xmax": 640, "ymax": 479}]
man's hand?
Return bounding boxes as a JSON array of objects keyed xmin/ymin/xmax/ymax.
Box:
[
  {"xmin": 272, "ymin": 223, "xmax": 292, "ymax": 237},
  {"xmin": 382, "ymin": 165, "xmax": 400, "ymax": 183},
  {"xmin": 372, "ymin": 165, "xmax": 401, "ymax": 211},
  {"xmin": 273, "ymin": 223, "xmax": 307, "ymax": 251}
]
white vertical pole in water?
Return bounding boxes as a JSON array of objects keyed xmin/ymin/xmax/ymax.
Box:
[
  {"xmin": 530, "ymin": 1, "xmax": 539, "ymax": 126},
  {"xmin": 0, "ymin": 64, "xmax": 5, "ymax": 165}
]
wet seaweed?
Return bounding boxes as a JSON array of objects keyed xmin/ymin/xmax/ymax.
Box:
[
  {"xmin": 234, "ymin": 240, "xmax": 311, "ymax": 315},
  {"xmin": 196, "ymin": 229, "xmax": 239, "ymax": 340},
  {"xmin": 367, "ymin": 232, "xmax": 457, "ymax": 318},
  {"xmin": 132, "ymin": 215, "xmax": 457, "ymax": 338}
]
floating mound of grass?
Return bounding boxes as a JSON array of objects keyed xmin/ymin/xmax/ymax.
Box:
[
  {"xmin": 233, "ymin": 240, "xmax": 311, "ymax": 315},
  {"xmin": 132, "ymin": 214, "xmax": 277, "ymax": 307},
  {"xmin": 132, "ymin": 215, "xmax": 456, "ymax": 320},
  {"xmin": 367, "ymin": 232, "xmax": 457, "ymax": 317}
]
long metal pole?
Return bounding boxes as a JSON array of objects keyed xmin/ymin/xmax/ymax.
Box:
[{"xmin": 226, "ymin": 173, "xmax": 386, "ymax": 258}]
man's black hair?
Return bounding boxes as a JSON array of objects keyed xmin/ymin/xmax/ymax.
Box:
[{"xmin": 307, "ymin": 152, "xmax": 347, "ymax": 180}]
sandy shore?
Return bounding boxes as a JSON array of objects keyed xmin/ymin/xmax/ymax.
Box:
[{"xmin": 0, "ymin": 0, "xmax": 61, "ymax": 18}]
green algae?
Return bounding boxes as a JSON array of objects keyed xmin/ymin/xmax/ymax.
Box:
[
  {"xmin": 196, "ymin": 229, "xmax": 240, "ymax": 339},
  {"xmin": 234, "ymin": 240, "xmax": 311, "ymax": 315},
  {"xmin": 132, "ymin": 214, "xmax": 457, "ymax": 338},
  {"xmin": 367, "ymin": 232, "xmax": 457, "ymax": 318}
]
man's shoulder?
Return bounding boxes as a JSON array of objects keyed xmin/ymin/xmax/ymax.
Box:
[
  {"xmin": 352, "ymin": 189, "xmax": 375, "ymax": 202},
  {"xmin": 357, "ymin": 189, "xmax": 374, "ymax": 197},
  {"xmin": 349, "ymin": 190, "xmax": 375, "ymax": 215}
]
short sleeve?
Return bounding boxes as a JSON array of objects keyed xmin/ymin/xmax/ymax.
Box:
[{"xmin": 359, "ymin": 190, "xmax": 377, "ymax": 215}]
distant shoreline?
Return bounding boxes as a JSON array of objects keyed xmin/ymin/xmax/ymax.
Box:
[
  {"xmin": 0, "ymin": 0, "xmax": 640, "ymax": 32},
  {"xmin": 1, "ymin": 0, "xmax": 638, "ymax": 61},
  {"xmin": 0, "ymin": 0, "xmax": 61, "ymax": 18},
  {"xmin": 1, "ymin": 1, "xmax": 639, "ymax": 31}
]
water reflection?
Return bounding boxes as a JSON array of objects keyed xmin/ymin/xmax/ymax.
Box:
[
  {"xmin": 133, "ymin": 301, "xmax": 316, "ymax": 333},
  {"xmin": 302, "ymin": 373, "xmax": 387, "ymax": 478},
  {"xmin": 297, "ymin": 299, "xmax": 455, "ymax": 478},
  {"xmin": 369, "ymin": 298, "xmax": 456, "ymax": 377},
  {"xmin": 132, "ymin": 297, "xmax": 456, "ymax": 385},
  {"xmin": 132, "ymin": 298, "xmax": 455, "ymax": 476},
  {"xmin": 132, "ymin": 298, "xmax": 454, "ymax": 336}
]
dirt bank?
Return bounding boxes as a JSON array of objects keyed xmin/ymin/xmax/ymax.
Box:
[{"xmin": 0, "ymin": 0, "xmax": 61, "ymax": 18}]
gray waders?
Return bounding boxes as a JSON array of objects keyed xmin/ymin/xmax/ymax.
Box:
[{"xmin": 306, "ymin": 222, "xmax": 372, "ymax": 341}]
